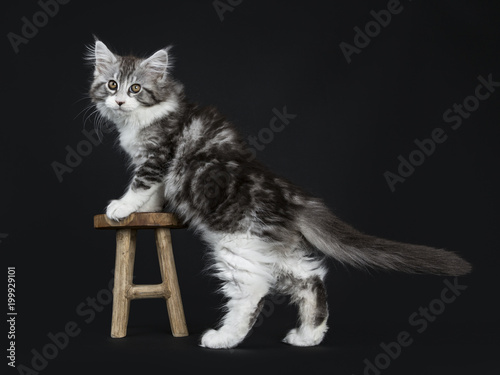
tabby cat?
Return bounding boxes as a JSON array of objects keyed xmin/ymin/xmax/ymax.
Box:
[{"xmin": 88, "ymin": 40, "xmax": 471, "ymax": 349}]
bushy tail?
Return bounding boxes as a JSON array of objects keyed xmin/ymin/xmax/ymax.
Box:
[{"xmin": 298, "ymin": 200, "xmax": 471, "ymax": 276}]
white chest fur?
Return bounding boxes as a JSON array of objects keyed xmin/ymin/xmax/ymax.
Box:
[{"xmin": 118, "ymin": 125, "xmax": 143, "ymax": 161}]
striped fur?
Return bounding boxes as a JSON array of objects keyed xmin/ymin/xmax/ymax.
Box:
[{"xmin": 88, "ymin": 41, "xmax": 471, "ymax": 349}]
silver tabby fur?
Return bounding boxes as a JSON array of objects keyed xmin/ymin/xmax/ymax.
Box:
[{"xmin": 88, "ymin": 41, "xmax": 471, "ymax": 349}]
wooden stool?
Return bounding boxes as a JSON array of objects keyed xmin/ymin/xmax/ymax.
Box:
[{"xmin": 94, "ymin": 212, "xmax": 188, "ymax": 338}]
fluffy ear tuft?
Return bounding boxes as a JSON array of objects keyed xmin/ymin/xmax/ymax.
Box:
[
  {"xmin": 140, "ymin": 47, "xmax": 172, "ymax": 77},
  {"xmin": 86, "ymin": 40, "xmax": 118, "ymax": 76}
]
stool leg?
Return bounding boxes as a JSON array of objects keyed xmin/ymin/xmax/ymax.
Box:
[
  {"xmin": 111, "ymin": 228, "xmax": 137, "ymax": 338},
  {"xmin": 155, "ymin": 228, "xmax": 189, "ymax": 337}
]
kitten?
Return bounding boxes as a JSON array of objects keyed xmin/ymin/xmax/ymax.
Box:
[{"xmin": 88, "ymin": 40, "xmax": 471, "ymax": 349}]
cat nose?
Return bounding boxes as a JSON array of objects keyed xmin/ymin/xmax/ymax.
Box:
[{"xmin": 116, "ymin": 100, "xmax": 125, "ymax": 106}]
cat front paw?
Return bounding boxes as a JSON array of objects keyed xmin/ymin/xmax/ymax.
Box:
[{"xmin": 106, "ymin": 199, "xmax": 136, "ymax": 221}]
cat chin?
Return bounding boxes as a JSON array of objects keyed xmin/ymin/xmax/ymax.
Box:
[
  {"xmin": 104, "ymin": 104, "xmax": 136, "ymax": 113},
  {"xmin": 98, "ymin": 99, "xmax": 179, "ymax": 129},
  {"xmin": 112, "ymin": 107, "xmax": 134, "ymax": 113}
]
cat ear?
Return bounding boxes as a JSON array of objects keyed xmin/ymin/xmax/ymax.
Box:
[
  {"xmin": 140, "ymin": 48, "xmax": 170, "ymax": 77},
  {"xmin": 93, "ymin": 40, "xmax": 117, "ymax": 76}
]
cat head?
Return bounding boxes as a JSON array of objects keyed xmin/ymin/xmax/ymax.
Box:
[{"xmin": 88, "ymin": 40, "xmax": 175, "ymax": 120}]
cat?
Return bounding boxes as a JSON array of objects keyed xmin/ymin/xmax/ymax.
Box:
[{"xmin": 87, "ymin": 40, "xmax": 471, "ymax": 349}]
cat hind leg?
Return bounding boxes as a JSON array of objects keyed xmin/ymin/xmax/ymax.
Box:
[
  {"xmin": 200, "ymin": 236, "xmax": 274, "ymax": 349},
  {"xmin": 283, "ymin": 274, "xmax": 329, "ymax": 347},
  {"xmin": 200, "ymin": 276, "xmax": 269, "ymax": 349}
]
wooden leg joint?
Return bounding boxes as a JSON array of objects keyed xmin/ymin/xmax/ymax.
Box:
[{"xmin": 127, "ymin": 283, "xmax": 171, "ymax": 300}]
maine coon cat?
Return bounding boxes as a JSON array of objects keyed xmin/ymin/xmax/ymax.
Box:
[{"xmin": 88, "ymin": 40, "xmax": 471, "ymax": 349}]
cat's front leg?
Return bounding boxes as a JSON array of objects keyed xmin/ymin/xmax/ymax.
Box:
[
  {"xmin": 106, "ymin": 155, "xmax": 167, "ymax": 221},
  {"xmin": 106, "ymin": 183, "xmax": 162, "ymax": 220},
  {"xmin": 136, "ymin": 184, "xmax": 165, "ymax": 213}
]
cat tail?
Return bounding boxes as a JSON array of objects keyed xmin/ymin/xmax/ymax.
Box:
[{"xmin": 298, "ymin": 199, "xmax": 471, "ymax": 276}]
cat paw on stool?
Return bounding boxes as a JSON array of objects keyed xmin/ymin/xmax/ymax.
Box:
[{"xmin": 106, "ymin": 199, "xmax": 136, "ymax": 221}]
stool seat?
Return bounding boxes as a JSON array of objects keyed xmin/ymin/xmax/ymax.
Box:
[
  {"xmin": 94, "ymin": 212, "xmax": 187, "ymax": 229},
  {"xmin": 94, "ymin": 212, "xmax": 189, "ymax": 338}
]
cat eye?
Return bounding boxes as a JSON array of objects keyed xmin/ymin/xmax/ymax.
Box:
[
  {"xmin": 108, "ymin": 80, "xmax": 118, "ymax": 90},
  {"xmin": 129, "ymin": 84, "xmax": 141, "ymax": 93}
]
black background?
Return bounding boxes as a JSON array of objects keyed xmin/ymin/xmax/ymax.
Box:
[{"xmin": 2, "ymin": 0, "xmax": 499, "ymax": 374}]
